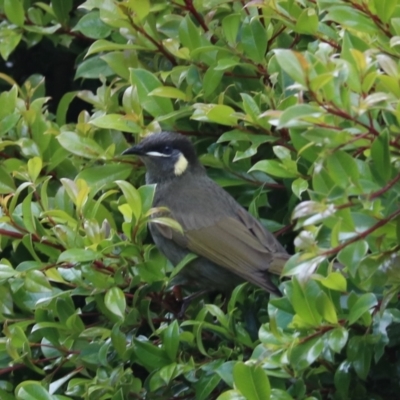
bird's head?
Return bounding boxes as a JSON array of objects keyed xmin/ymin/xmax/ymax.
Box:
[{"xmin": 122, "ymin": 132, "xmax": 202, "ymax": 183}]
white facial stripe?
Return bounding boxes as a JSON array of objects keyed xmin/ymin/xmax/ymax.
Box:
[
  {"xmin": 145, "ymin": 151, "xmax": 171, "ymax": 157},
  {"xmin": 174, "ymin": 153, "xmax": 189, "ymax": 176}
]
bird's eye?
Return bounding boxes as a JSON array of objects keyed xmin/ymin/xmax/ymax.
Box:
[{"xmin": 163, "ymin": 145, "xmax": 173, "ymax": 155}]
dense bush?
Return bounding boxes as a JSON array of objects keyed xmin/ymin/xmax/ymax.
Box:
[{"xmin": 0, "ymin": 0, "xmax": 400, "ymax": 399}]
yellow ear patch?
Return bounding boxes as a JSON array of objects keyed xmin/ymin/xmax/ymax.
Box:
[{"xmin": 174, "ymin": 153, "xmax": 189, "ymax": 176}]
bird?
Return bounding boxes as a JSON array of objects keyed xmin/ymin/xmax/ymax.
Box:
[{"xmin": 122, "ymin": 131, "xmax": 289, "ymax": 296}]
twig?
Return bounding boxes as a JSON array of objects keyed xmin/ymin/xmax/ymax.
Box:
[{"xmin": 322, "ymin": 207, "xmax": 400, "ymax": 256}]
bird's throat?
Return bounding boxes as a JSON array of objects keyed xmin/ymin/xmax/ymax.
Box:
[{"xmin": 174, "ymin": 153, "xmax": 189, "ymax": 176}]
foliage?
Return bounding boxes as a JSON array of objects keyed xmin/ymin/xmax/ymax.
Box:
[{"xmin": 0, "ymin": 0, "xmax": 400, "ymax": 399}]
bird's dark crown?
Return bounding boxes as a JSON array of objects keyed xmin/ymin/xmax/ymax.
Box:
[{"xmin": 124, "ymin": 131, "xmax": 198, "ymax": 164}]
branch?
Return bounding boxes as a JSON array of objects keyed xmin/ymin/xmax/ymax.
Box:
[
  {"xmin": 184, "ymin": 0, "xmax": 217, "ymax": 44},
  {"xmin": 128, "ymin": 19, "xmax": 177, "ymax": 66},
  {"xmin": 322, "ymin": 207, "xmax": 400, "ymax": 256},
  {"xmin": 369, "ymin": 174, "xmax": 400, "ymax": 200},
  {"xmin": 0, "ymin": 228, "xmax": 66, "ymax": 251}
]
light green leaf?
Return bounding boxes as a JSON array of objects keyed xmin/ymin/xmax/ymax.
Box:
[
  {"xmin": 222, "ymin": 14, "xmax": 240, "ymax": 46},
  {"xmin": 58, "ymin": 248, "xmax": 100, "ymax": 263},
  {"xmin": 163, "ymin": 320, "xmax": 179, "ymax": 361},
  {"xmin": 127, "ymin": 0, "xmax": 150, "ymax": 21},
  {"xmin": 15, "ymin": 381, "xmax": 54, "ymax": 400},
  {"xmin": 292, "ymin": 178, "xmax": 308, "ymax": 199},
  {"xmin": 27, "ymin": 157, "xmax": 42, "ymax": 183},
  {"xmin": 4, "ymin": 0, "xmax": 25, "ymax": 26},
  {"xmin": 105, "ymin": 287, "xmax": 126, "ymax": 319},
  {"xmin": 130, "ymin": 68, "xmax": 174, "ymax": 117},
  {"xmin": 51, "ymin": 0, "xmax": 72, "ymax": 23},
  {"xmin": 249, "ymin": 160, "xmax": 298, "ymax": 178},
  {"xmin": 149, "ymin": 86, "xmax": 187, "ymax": 101},
  {"xmin": 241, "ymin": 18, "xmax": 268, "ymax": 64},
  {"xmin": 348, "ymin": 293, "xmax": 378, "ymax": 325},
  {"xmin": 274, "ymin": 50, "xmax": 309, "ymax": 86},
  {"xmin": 116, "ymin": 180, "xmax": 142, "ymax": 222},
  {"xmin": 57, "ymin": 131, "xmax": 105, "ymax": 159},
  {"xmin": 90, "ymin": 114, "xmax": 140, "ymax": 133},
  {"xmin": 77, "ymin": 164, "xmax": 132, "ymax": 194},
  {"xmin": 233, "ymin": 362, "xmax": 271, "ymax": 400}
]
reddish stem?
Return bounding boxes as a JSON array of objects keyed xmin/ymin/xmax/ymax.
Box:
[{"xmin": 322, "ymin": 207, "xmax": 400, "ymax": 256}]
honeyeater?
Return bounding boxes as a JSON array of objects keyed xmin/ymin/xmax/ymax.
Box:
[{"xmin": 123, "ymin": 132, "xmax": 289, "ymax": 296}]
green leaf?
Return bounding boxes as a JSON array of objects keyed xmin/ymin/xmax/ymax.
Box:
[
  {"xmin": 27, "ymin": 157, "xmax": 42, "ymax": 183},
  {"xmin": 328, "ymin": 327, "xmax": 349, "ymax": 353},
  {"xmin": 222, "ymin": 14, "xmax": 240, "ymax": 46},
  {"xmin": 57, "ymin": 131, "xmax": 105, "ymax": 158},
  {"xmin": 325, "ymin": 151, "xmax": 359, "ymax": 188},
  {"xmin": 334, "ymin": 361, "xmax": 351, "ymax": 398},
  {"xmin": 25, "ymin": 270, "xmax": 52, "ymax": 292},
  {"xmin": 149, "ymin": 86, "xmax": 187, "ymax": 101},
  {"xmin": 58, "ymin": 248, "xmax": 100, "ymax": 263},
  {"xmin": 196, "ymin": 374, "xmax": 221, "ymax": 400},
  {"xmin": 0, "ymin": 263, "xmax": 17, "ymax": 280},
  {"xmin": 241, "ymin": 18, "xmax": 268, "ymax": 64},
  {"xmin": 130, "ymin": 68, "xmax": 174, "ymax": 117},
  {"xmin": 73, "ymin": 11, "xmax": 112, "ymax": 39},
  {"xmin": 90, "ymin": 114, "xmax": 140, "ymax": 133},
  {"xmin": 295, "ymin": 8, "xmax": 319, "ymax": 34},
  {"xmin": 233, "ymin": 362, "xmax": 271, "ymax": 400},
  {"xmin": 149, "ymin": 217, "xmax": 183, "ymax": 235},
  {"xmin": 0, "ymin": 285, "xmax": 13, "ymax": 315},
  {"xmin": 203, "ymin": 68, "xmax": 224, "ymax": 98},
  {"xmin": 0, "ymin": 165, "xmax": 16, "ymax": 193},
  {"xmin": 105, "ymin": 287, "xmax": 126, "ymax": 319},
  {"xmin": 249, "ymin": 160, "xmax": 298, "ymax": 178},
  {"xmin": 133, "ymin": 339, "xmax": 171, "ymax": 371},
  {"xmin": 179, "ymin": 15, "xmax": 202, "ymax": 52},
  {"xmin": 337, "ymin": 240, "xmax": 368, "ymax": 277},
  {"xmin": 347, "ymin": 336, "xmax": 372, "ymax": 380},
  {"xmin": 217, "ymin": 390, "xmax": 245, "ymax": 400},
  {"xmin": 348, "ymin": 293, "xmax": 378, "ymax": 325},
  {"xmin": 86, "ymin": 40, "xmax": 137, "ymax": 57},
  {"xmin": 274, "ymin": 50, "xmax": 309, "ymax": 86},
  {"xmin": 56, "ymin": 91, "xmax": 78, "ymax": 126},
  {"xmin": 289, "ymin": 337, "xmax": 324, "ymax": 371},
  {"xmin": 15, "ymin": 381, "xmax": 54, "ymax": 400},
  {"xmin": 371, "ymin": 130, "xmax": 391, "ymax": 182},
  {"xmin": 101, "ymin": 52, "xmax": 133, "ymax": 80},
  {"xmin": 22, "ymin": 191, "xmax": 36, "ymax": 234},
  {"xmin": 292, "ymin": 178, "xmax": 308, "ymax": 199},
  {"xmin": 116, "ymin": 180, "xmax": 142, "ymax": 222},
  {"xmin": 324, "ymin": 6, "xmax": 379, "ymax": 33},
  {"xmin": 316, "ymin": 291, "xmax": 338, "ymax": 323},
  {"xmin": 111, "ymin": 324, "xmax": 127, "ymax": 357},
  {"xmin": 192, "ymin": 104, "xmax": 238, "ymax": 126},
  {"xmin": 77, "ymin": 164, "xmax": 132, "ymax": 194},
  {"xmin": 240, "ymin": 93, "xmax": 260, "ymax": 122},
  {"xmin": 279, "ymin": 104, "xmax": 323, "ymax": 128},
  {"xmin": 169, "ymin": 253, "xmax": 198, "ymax": 280},
  {"xmin": 163, "ymin": 320, "xmax": 179, "ymax": 361},
  {"xmin": 291, "ymin": 278, "xmax": 322, "ymax": 326},
  {"xmin": 51, "ymin": 0, "xmax": 72, "ymax": 23},
  {"xmin": 207, "ymin": 104, "xmax": 237, "ymax": 126},
  {"xmin": 316, "ymin": 272, "xmax": 347, "ymax": 292},
  {"xmin": 4, "ymin": 0, "xmax": 25, "ymax": 26},
  {"xmin": 0, "ymin": 30, "xmax": 22, "ymax": 60},
  {"xmin": 127, "ymin": 0, "xmax": 150, "ymax": 21},
  {"xmin": 374, "ymin": 0, "xmax": 397, "ymax": 23},
  {"xmin": 75, "ymin": 56, "xmax": 114, "ymax": 79}
]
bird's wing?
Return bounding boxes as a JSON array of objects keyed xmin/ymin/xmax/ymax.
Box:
[{"xmin": 151, "ymin": 207, "xmax": 289, "ymax": 295}]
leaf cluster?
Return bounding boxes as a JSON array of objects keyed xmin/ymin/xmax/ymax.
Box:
[{"xmin": 0, "ymin": 0, "xmax": 400, "ymax": 399}]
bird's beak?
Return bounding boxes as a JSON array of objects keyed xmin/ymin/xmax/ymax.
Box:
[{"xmin": 122, "ymin": 145, "xmax": 143, "ymax": 156}]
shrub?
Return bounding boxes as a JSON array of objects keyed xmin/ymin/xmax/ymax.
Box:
[{"xmin": 0, "ymin": 0, "xmax": 400, "ymax": 399}]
